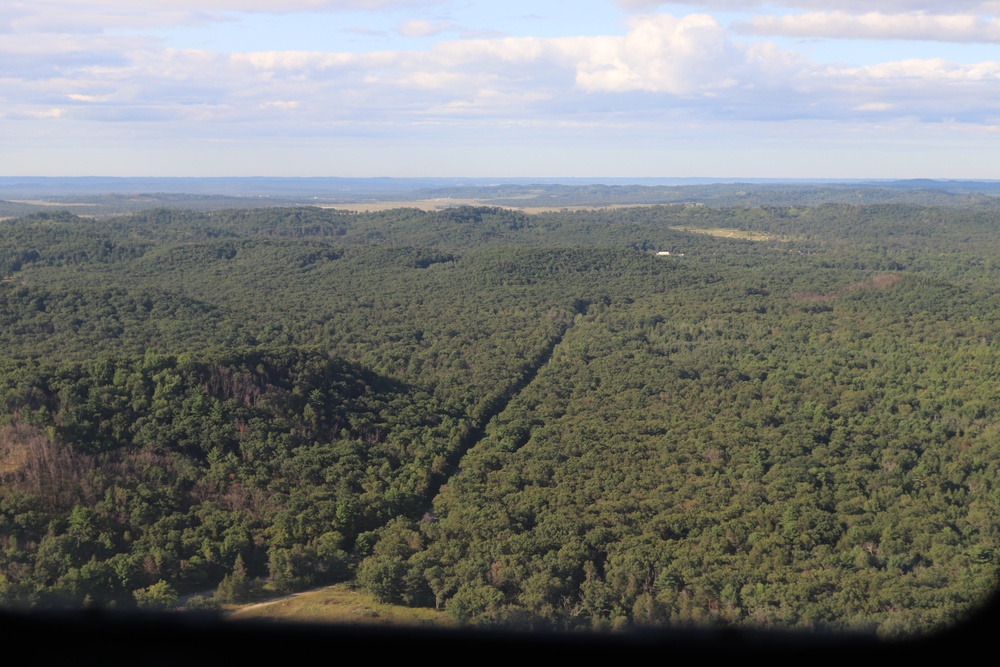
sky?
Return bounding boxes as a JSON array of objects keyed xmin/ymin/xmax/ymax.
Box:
[{"xmin": 3, "ymin": 0, "xmax": 1000, "ymax": 178}]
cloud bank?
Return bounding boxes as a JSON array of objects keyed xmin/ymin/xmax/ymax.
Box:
[
  {"xmin": 737, "ymin": 11, "xmax": 1000, "ymax": 42},
  {"xmin": 7, "ymin": 11, "xmax": 998, "ymax": 128},
  {"xmin": 4, "ymin": 2, "xmax": 1000, "ymax": 176},
  {"xmin": 619, "ymin": 1, "xmax": 1000, "ymax": 13}
]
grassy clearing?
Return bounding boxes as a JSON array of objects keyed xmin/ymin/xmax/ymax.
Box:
[
  {"xmin": 228, "ymin": 584, "xmax": 456, "ymax": 627},
  {"xmin": 670, "ymin": 226, "xmax": 791, "ymax": 242}
]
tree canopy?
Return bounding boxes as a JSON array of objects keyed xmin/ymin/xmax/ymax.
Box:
[{"xmin": 1, "ymin": 203, "xmax": 997, "ymax": 637}]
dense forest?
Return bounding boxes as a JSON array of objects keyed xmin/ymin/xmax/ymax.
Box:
[{"xmin": 1, "ymin": 202, "xmax": 998, "ymax": 636}]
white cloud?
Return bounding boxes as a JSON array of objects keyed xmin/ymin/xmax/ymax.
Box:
[
  {"xmin": 619, "ymin": 1, "xmax": 1000, "ymax": 13},
  {"xmin": 1, "ymin": 0, "xmax": 445, "ymax": 34},
  {"xmin": 259, "ymin": 100, "xmax": 300, "ymax": 109},
  {"xmin": 1, "ymin": 2, "xmax": 222, "ymax": 33},
  {"xmin": 31, "ymin": 108, "xmax": 65, "ymax": 118},
  {"xmin": 398, "ymin": 19, "xmax": 455, "ymax": 37},
  {"xmin": 29, "ymin": 0, "xmax": 439, "ymax": 14},
  {"xmin": 231, "ymin": 50, "xmax": 360, "ymax": 72},
  {"xmin": 571, "ymin": 14, "xmax": 750, "ymax": 94},
  {"xmin": 854, "ymin": 102, "xmax": 893, "ymax": 110},
  {"xmin": 67, "ymin": 93, "xmax": 115, "ymax": 102},
  {"xmin": 845, "ymin": 57, "xmax": 1000, "ymax": 79},
  {"xmin": 738, "ymin": 12, "xmax": 1000, "ymax": 42},
  {"xmin": 5, "ymin": 5, "xmax": 1000, "ymax": 167}
]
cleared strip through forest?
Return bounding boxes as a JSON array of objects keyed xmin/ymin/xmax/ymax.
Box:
[{"xmin": 427, "ymin": 303, "xmax": 589, "ymax": 504}]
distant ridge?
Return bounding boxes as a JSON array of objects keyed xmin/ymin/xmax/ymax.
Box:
[
  {"xmin": 0, "ymin": 176, "xmax": 959, "ymax": 197},
  {"xmin": 866, "ymin": 179, "xmax": 1000, "ymax": 191},
  {"xmin": 2, "ymin": 176, "xmax": 999, "ymax": 197},
  {"xmin": 3, "ymin": 177, "xmax": 1000, "ymax": 219}
]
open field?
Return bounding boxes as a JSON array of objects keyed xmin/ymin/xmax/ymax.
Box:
[
  {"xmin": 669, "ymin": 226, "xmax": 791, "ymax": 241},
  {"xmin": 228, "ymin": 585, "xmax": 455, "ymax": 627},
  {"xmin": 6, "ymin": 199, "xmax": 99, "ymax": 207},
  {"xmin": 513, "ymin": 203, "xmax": 670, "ymax": 213},
  {"xmin": 321, "ymin": 200, "xmax": 667, "ymax": 214},
  {"xmin": 318, "ymin": 198, "xmax": 486, "ymax": 212}
]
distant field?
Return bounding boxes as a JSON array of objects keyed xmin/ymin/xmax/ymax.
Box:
[
  {"xmin": 6, "ymin": 199, "xmax": 99, "ymax": 207},
  {"xmin": 670, "ymin": 226, "xmax": 790, "ymax": 241},
  {"xmin": 318, "ymin": 199, "xmax": 486, "ymax": 212},
  {"xmin": 322, "ymin": 200, "xmax": 664, "ymax": 214},
  {"xmin": 515, "ymin": 203, "xmax": 665, "ymax": 213},
  {"xmin": 228, "ymin": 585, "xmax": 455, "ymax": 627}
]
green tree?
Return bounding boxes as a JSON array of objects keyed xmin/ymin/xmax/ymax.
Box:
[
  {"xmin": 133, "ymin": 581, "xmax": 177, "ymax": 611},
  {"xmin": 216, "ymin": 554, "xmax": 251, "ymax": 603}
]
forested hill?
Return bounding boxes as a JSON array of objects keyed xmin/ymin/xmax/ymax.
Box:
[{"xmin": 1, "ymin": 203, "xmax": 998, "ymax": 637}]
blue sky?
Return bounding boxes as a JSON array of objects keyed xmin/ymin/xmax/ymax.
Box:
[{"xmin": 4, "ymin": 1, "xmax": 1000, "ymax": 178}]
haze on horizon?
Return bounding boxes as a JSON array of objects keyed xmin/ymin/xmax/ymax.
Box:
[{"xmin": 4, "ymin": 1, "xmax": 1000, "ymax": 179}]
